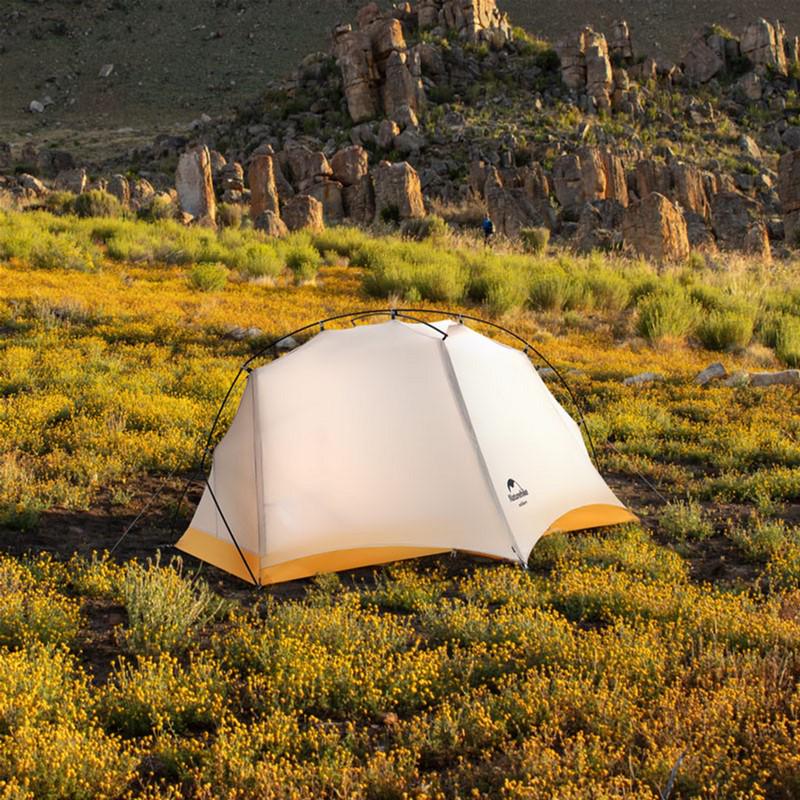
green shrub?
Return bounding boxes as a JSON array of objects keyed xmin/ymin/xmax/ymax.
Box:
[
  {"xmin": 44, "ymin": 191, "xmax": 76, "ymax": 215},
  {"xmin": 775, "ymin": 315, "xmax": 800, "ymax": 367},
  {"xmin": 696, "ymin": 309, "xmax": 754, "ymax": 351},
  {"xmin": 585, "ymin": 270, "xmax": 630, "ymax": 312},
  {"xmin": 363, "ymin": 248, "xmax": 468, "ymax": 303},
  {"xmin": 140, "ymin": 194, "xmax": 176, "ymax": 221},
  {"xmin": 121, "ymin": 554, "xmax": 227, "ymax": 655},
  {"xmin": 230, "ymin": 242, "xmax": 283, "ymax": 279},
  {"xmin": 73, "ymin": 190, "xmax": 124, "ymax": 219},
  {"xmin": 659, "ymin": 500, "xmax": 713, "ymax": 542},
  {"xmin": 217, "ymin": 202, "xmax": 243, "ymax": 229},
  {"xmin": 528, "ymin": 269, "xmax": 586, "ymax": 311},
  {"xmin": 284, "ymin": 241, "xmax": 322, "ymax": 283},
  {"xmin": 400, "ymin": 215, "xmax": 449, "ymax": 242},
  {"xmin": 31, "ymin": 235, "xmax": 96, "ymax": 272},
  {"xmin": 636, "ymin": 288, "xmax": 699, "ymax": 343},
  {"xmin": 520, "ymin": 227, "xmax": 550, "ymax": 254},
  {"xmin": 189, "ymin": 262, "xmax": 228, "ymax": 292},
  {"xmin": 728, "ymin": 518, "xmax": 793, "ymax": 562}
]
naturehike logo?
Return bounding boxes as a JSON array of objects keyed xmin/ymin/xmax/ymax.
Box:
[{"xmin": 506, "ymin": 478, "xmax": 529, "ymax": 504}]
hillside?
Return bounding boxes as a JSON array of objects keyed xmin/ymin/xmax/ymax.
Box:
[{"xmin": 1, "ymin": 0, "xmax": 799, "ymax": 139}]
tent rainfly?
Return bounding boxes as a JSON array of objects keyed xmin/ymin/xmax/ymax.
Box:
[{"xmin": 177, "ymin": 318, "xmax": 635, "ymax": 584}]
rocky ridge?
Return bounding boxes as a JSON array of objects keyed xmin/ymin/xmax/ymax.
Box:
[{"xmin": 2, "ymin": 1, "xmax": 800, "ymax": 263}]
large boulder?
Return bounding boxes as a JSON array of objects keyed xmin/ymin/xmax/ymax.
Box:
[
  {"xmin": 282, "ymin": 194, "xmax": 325, "ymax": 232},
  {"xmin": 343, "ymin": 175, "xmax": 375, "ymax": 223},
  {"xmin": 682, "ymin": 30, "xmax": 726, "ymax": 83},
  {"xmin": 778, "ymin": 150, "xmax": 800, "ymax": 247},
  {"xmin": 107, "ymin": 175, "xmax": 131, "ymax": 206},
  {"xmin": 485, "ymin": 169, "xmax": 552, "ymax": 238},
  {"xmin": 429, "ymin": 0, "xmax": 512, "ymax": 43},
  {"xmin": 333, "ymin": 27, "xmax": 380, "ymax": 123},
  {"xmin": 331, "ymin": 145, "xmax": 370, "ymax": 187},
  {"xmin": 307, "ymin": 179, "xmax": 345, "ymax": 223},
  {"xmin": 372, "ymin": 161, "xmax": 425, "ymax": 221},
  {"xmin": 54, "ymin": 168, "xmax": 87, "ymax": 195},
  {"xmin": 553, "ymin": 148, "xmax": 627, "ymax": 216},
  {"xmin": 671, "ymin": 161, "xmax": 710, "ymax": 219},
  {"xmin": 584, "ymin": 32, "xmax": 613, "ymax": 111},
  {"xmin": 609, "ymin": 20, "xmax": 633, "ymax": 61},
  {"xmin": 175, "ymin": 146, "xmax": 216, "ymax": 224},
  {"xmin": 248, "ymin": 155, "xmax": 280, "ymax": 219},
  {"xmin": 622, "ymin": 192, "xmax": 690, "ymax": 263},
  {"xmin": 741, "ymin": 18, "xmax": 787, "ymax": 75},
  {"xmin": 285, "ymin": 145, "xmax": 332, "ymax": 191},
  {"xmin": 253, "ymin": 210, "xmax": 289, "ymax": 238},
  {"xmin": 711, "ymin": 192, "xmax": 771, "ymax": 258},
  {"xmin": 555, "ymin": 28, "xmax": 589, "ymax": 90}
]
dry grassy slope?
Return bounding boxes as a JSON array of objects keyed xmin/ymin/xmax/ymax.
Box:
[{"xmin": 0, "ymin": 0, "xmax": 798, "ymax": 140}]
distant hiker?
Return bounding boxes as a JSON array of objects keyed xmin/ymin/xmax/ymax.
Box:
[{"xmin": 482, "ymin": 214, "xmax": 494, "ymax": 245}]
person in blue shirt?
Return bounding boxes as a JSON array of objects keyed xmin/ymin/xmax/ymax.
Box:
[{"xmin": 482, "ymin": 214, "xmax": 495, "ymax": 245}]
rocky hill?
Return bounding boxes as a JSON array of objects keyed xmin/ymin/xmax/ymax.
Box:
[
  {"xmin": 2, "ymin": 0, "xmax": 799, "ymax": 132},
  {"xmin": 2, "ymin": 0, "xmax": 800, "ymax": 263}
]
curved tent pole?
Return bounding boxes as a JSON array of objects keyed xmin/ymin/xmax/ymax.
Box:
[{"xmin": 172, "ymin": 308, "xmax": 599, "ymax": 583}]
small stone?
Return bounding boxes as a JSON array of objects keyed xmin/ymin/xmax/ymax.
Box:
[
  {"xmin": 749, "ymin": 370, "xmax": 800, "ymax": 387},
  {"xmin": 276, "ymin": 336, "xmax": 299, "ymax": 351},
  {"xmin": 623, "ymin": 371, "xmax": 664, "ymax": 386},
  {"xmin": 225, "ymin": 326, "xmax": 263, "ymax": 341},
  {"xmin": 694, "ymin": 362, "xmax": 727, "ymax": 386},
  {"xmin": 29, "ymin": 100, "xmax": 45, "ymax": 113},
  {"xmin": 98, "ymin": 63, "xmax": 114, "ymax": 78}
]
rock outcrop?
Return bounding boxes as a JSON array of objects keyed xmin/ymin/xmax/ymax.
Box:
[
  {"xmin": 418, "ymin": 0, "xmax": 511, "ymax": 44},
  {"xmin": 248, "ymin": 154, "xmax": 280, "ymax": 219},
  {"xmin": 622, "ymin": 192, "xmax": 690, "ymax": 262},
  {"xmin": 711, "ymin": 192, "xmax": 771, "ymax": 258},
  {"xmin": 778, "ymin": 150, "xmax": 800, "ymax": 246},
  {"xmin": 333, "ymin": 14, "xmax": 424, "ymax": 124},
  {"xmin": 282, "ymin": 194, "xmax": 325, "ymax": 232},
  {"xmin": 555, "ymin": 27, "xmax": 615, "ymax": 111},
  {"xmin": 741, "ymin": 18, "xmax": 787, "ymax": 75},
  {"xmin": 372, "ymin": 161, "xmax": 425, "ymax": 221},
  {"xmin": 175, "ymin": 146, "xmax": 216, "ymax": 224}
]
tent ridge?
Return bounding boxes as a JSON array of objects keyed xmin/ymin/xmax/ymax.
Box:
[{"xmin": 437, "ymin": 334, "xmax": 525, "ymax": 566}]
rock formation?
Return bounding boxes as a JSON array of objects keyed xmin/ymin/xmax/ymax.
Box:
[
  {"xmin": 248, "ymin": 154, "xmax": 280, "ymax": 220},
  {"xmin": 333, "ymin": 14, "xmax": 424, "ymax": 124},
  {"xmin": 175, "ymin": 146, "xmax": 216, "ymax": 224},
  {"xmin": 622, "ymin": 192, "xmax": 690, "ymax": 262},
  {"xmin": 372, "ymin": 161, "xmax": 425, "ymax": 221},
  {"xmin": 778, "ymin": 150, "xmax": 800, "ymax": 246},
  {"xmin": 282, "ymin": 194, "xmax": 325, "ymax": 232}
]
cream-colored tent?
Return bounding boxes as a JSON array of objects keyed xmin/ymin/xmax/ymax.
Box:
[{"xmin": 177, "ymin": 318, "xmax": 635, "ymax": 584}]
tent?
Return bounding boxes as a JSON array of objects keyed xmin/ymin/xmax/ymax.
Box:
[{"xmin": 177, "ymin": 316, "xmax": 635, "ymax": 584}]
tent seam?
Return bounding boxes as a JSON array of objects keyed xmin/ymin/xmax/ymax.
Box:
[
  {"xmin": 250, "ymin": 373, "xmax": 266, "ymax": 579},
  {"xmin": 437, "ymin": 334, "xmax": 526, "ymax": 566}
]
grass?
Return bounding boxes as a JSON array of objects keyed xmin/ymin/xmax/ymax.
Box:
[{"xmin": 0, "ymin": 210, "xmax": 799, "ymax": 797}]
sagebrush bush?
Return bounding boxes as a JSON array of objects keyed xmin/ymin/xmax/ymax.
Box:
[
  {"xmin": 400, "ymin": 215, "xmax": 449, "ymax": 241},
  {"xmin": 189, "ymin": 262, "xmax": 228, "ymax": 291},
  {"xmin": 283, "ymin": 240, "xmax": 322, "ymax": 283},
  {"xmin": 73, "ymin": 190, "xmax": 124, "ymax": 219},
  {"xmin": 659, "ymin": 500, "xmax": 714, "ymax": 542},
  {"xmin": 774, "ymin": 314, "xmax": 800, "ymax": 366},
  {"xmin": 520, "ymin": 226, "xmax": 550, "ymax": 254},
  {"xmin": 696, "ymin": 309, "xmax": 754, "ymax": 351},
  {"xmin": 121, "ymin": 555, "xmax": 227, "ymax": 655},
  {"xmin": 217, "ymin": 202, "xmax": 243, "ymax": 229},
  {"xmin": 636, "ymin": 288, "xmax": 699, "ymax": 343}
]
